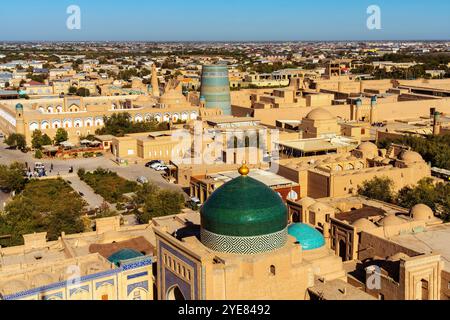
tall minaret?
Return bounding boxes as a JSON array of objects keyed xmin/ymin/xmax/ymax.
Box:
[
  {"xmin": 370, "ymin": 95, "xmax": 378, "ymax": 124},
  {"xmin": 151, "ymin": 63, "xmax": 160, "ymax": 97},
  {"xmin": 15, "ymin": 103, "xmax": 25, "ymax": 136}
]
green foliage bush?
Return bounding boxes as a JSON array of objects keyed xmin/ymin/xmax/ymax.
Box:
[
  {"xmin": 0, "ymin": 179, "xmax": 86, "ymax": 247},
  {"xmin": 78, "ymin": 168, "xmax": 139, "ymax": 203}
]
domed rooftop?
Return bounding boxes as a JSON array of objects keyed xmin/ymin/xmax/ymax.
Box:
[
  {"xmin": 352, "ymin": 218, "xmax": 377, "ymax": 231},
  {"xmin": 288, "ymin": 223, "xmax": 325, "ymax": 251},
  {"xmin": 410, "ymin": 204, "xmax": 434, "ymax": 221},
  {"xmin": 15, "ymin": 103, "xmax": 23, "ymax": 110},
  {"xmin": 378, "ymin": 215, "xmax": 405, "ymax": 227},
  {"xmin": 308, "ymin": 202, "xmax": 333, "ymax": 213},
  {"xmin": 298, "ymin": 197, "xmax": 316, "ymax": 209},
  {"xmin": 200, "ymin": 164, "xmax": 288, "ymax": 255},
  {"xmin": 400, "ymin": 151, "xmax": 423, "ymax": 163},
  {"xmin": 305, "ymin": 108, "xmax": 334, "ymax": 121},
  {"xmin": 358, "ymin": 142, "xmax": 378, "ymax": 154}
]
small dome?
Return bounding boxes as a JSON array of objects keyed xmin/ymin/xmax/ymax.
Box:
[
  {"xmin": 288, "ymin": 223, "xmax": 325, "ymax": 251},
  {"xmin": 309, "ymin": 202, "xmax": 333, "ymax": 213},
  {"xmin": 298, "ymin": 197, "xmax": 316, "ymax": 208},
  {"xmin": 15, "ymin": 103, "xmax": 24, "ymax": 111},
  {"xmin": 358, "ymin": 142, "xmax": 378, "ymax": 154},
  {"xmin": 353, "ymin": 218, "xmax": 377, "ymax": 231},
  {"xmin": 410, "ymin": 204, "xmax": 434, "ymax": 221},
  {"xmin": 379, "ymin": 215, "xmax": 405, "ymax": 227},
  {"xmin": 305, "ymin": 108, "xmax": 334, "ymax": 121},
  {"xmin": 400, "ymin": 151, "xmax": 423, "ymax": 163}
]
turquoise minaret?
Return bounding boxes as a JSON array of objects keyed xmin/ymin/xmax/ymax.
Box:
[{"xmin": 200, "ymin": 64, "xmax": 231, "ymax": 115}]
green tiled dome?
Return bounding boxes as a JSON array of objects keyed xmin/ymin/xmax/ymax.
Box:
[{"xmin": 200, "ymin": 175, "xmax": 288, "ymax": 237}]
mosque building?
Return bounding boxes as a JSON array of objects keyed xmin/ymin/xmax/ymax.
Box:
[{"xmin": 153, "ymin": 163, "xmax": 373, "ymax": 300}]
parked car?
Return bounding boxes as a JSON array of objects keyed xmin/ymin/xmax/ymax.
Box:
[
  {"xmin": 137, "ymin": 176, "xmax": 149, "ymax": 184},
  {"xmin": 150, "ymin": 161, "xmax": 166, "ymax": 169},
  {"xmin": 154, "ymin": 164, "xmax": 168, "ymax": 171},
  {"xmin": 145, "ymin": 160, "xmax": 162, "ymax": 168}
]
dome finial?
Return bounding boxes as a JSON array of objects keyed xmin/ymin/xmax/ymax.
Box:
[{"xmin": 239, "ymin": 161, "xmax": 249, "ymax": 176}]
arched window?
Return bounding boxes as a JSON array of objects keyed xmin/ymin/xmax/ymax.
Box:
[{"xmin": 270, "ymin": 265, "xmax": 276, "ymax": 276}]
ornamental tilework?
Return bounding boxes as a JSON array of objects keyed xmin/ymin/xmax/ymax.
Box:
[{"xmin": 201, "ymin": 228, "xmax": 288, "ymax": 255}]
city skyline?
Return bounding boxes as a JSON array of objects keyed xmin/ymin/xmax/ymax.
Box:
[{"xmin": 1, "ymin": 0, "xmax": 450, "ymax": 41}]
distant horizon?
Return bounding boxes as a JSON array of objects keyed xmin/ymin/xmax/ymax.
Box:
[
  {"xmin": 0, "ymin": 0, "xmax": 449, "ymax": 42},
  {"xmin": 1, "ymin": 39, "xmax": 450, "ymax": 43}
]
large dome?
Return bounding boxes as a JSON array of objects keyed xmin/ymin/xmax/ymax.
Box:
[
  {"xmin": 288, "ymin": 223, "xmax": 325, "ymax": 251},
  {"xmin": 200, "ymin": 165, "xmax": 288, "ymax": 255},
  {"xmin": 305, "ymin": 108, "xmax": 334, "ymax": 121}
]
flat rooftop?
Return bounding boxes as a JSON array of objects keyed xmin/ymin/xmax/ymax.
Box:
[
  {"xmin": 206, "ymin": 169, "xmax": 298, "ymax": 189},
  {"xmin": 309, "ymin": 278, "xmax": 376, "ymax": 300},
  {"xmin": 278, "ymin": 136, "xmax": 359, "ymax": 153},
  {"xmin": 390, "ymin": 223, "xmax": 450, "ymax": 272}
]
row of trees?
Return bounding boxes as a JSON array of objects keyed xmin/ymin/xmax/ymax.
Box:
[
  {"xmin": 378, "ymin": 134, "xmax": 450, "ymax": 170},
  {"xmin": 358, "ymin": 177, "xmax": 450, "ymax": 222},
  {"xmin": 95, "ymin": 112, "xmax": 169, "ymax": 137}
]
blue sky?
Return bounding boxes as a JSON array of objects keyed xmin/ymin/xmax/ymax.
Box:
[{"xmin": 0, "ymin": 0, "xmax": 449, "ymax": 41}]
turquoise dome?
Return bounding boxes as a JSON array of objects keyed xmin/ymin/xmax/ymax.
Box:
[
  {"xmin": 288, "ymin": 223, "xmax": 325, "ymax": 251},
  {"xmin": 107, "ymin": 249, "xmax": 143, "ymax": 266},
  {"xmin": 15, "ymin": 103, "xmax": 23, "ymax": 111},
  {"xmin": 201, "ymin": 175, "xmax": 288, "ymax": 237}
]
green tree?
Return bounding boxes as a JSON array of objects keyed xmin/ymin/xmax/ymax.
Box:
[
  {"xmin": 54, "ymin": 128, "xmax": 69, "ymax": 145},
  {"xmin": 0, "ymin": 179, "xmax": 86, "ymax": 246},
  {"xmin": 0, "ymin": 162, "xmax": 27, "ymax": 192},
  {"xmin": 31, "ymin": 130, "xmax": 45, "ymax": 149},
  {"xmin": 76, "ymin": 87, "xmax": 90, "ymax": 97},
  {"xmin": 358, "ymin": 176, "xmax": 395, "ymax": 203},
  {"xmin": 4, "ymin": 133, "xmax": 27, "ymax": 150},
  {"xmin": 41, "ymin": 133, "xmax": 52, "ymax": 146},
  {"xmin": 68, "ymin": 86, "xmax": 78, "ymax": 95},
  {"xmin": 134, "ymin": 183, "xmax": 185, "ymax": 224},
  {"xmin": 34, "ymin": 149, "xmax": 43, "ymax": 159},
  {"xmin": 398, "ymin": 178, "xmax": 450, "ymax": 221}
]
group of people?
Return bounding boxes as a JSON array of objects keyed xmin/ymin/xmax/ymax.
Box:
[{"xmin": 24, "ymin": 162, "xmax": 74, "ymax": 179}]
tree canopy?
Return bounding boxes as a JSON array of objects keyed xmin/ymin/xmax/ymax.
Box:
[
  {"xmin": 379, "ymin": 134, "xmax": 450, "ymax": 170},
  {"xmin": 54, "ymin": 128, "xmax": 69, "ymax": 145},
  {"xmin": 358, "ymin": 176, "xmax": 395, "ymax": 203},
  {"xmin": 133, "ymin": 183, "xmax": 185, "ymax": 224},
  {"xmin": 31, "ymin": 130, "xmax": 52, "ymax": 149},
  {"xmin": 0, "ymin": 162, "xmax": 27, "ymax": 192},
  {"xmin": 4, "ymin": 133, "xmax": 27, "ymax": 150},
  {"xmin": 0, "ymin": 179, "xmax": 86, "ymax": 246},
  {"xmin": 95, "ymin": 112, "xmax": 168, "ymax": 137},
  {"xmin": 359, "ymin": 177, "xmax": 450, "ymax": 222}
]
